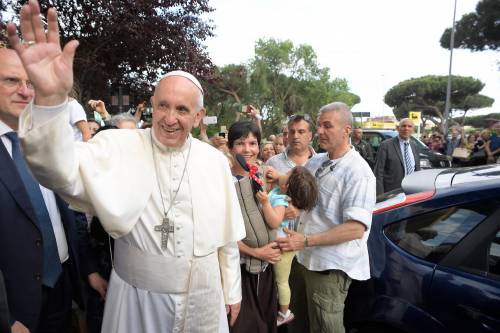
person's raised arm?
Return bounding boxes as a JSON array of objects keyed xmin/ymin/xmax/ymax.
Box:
[
  {"xmin": 7, "ymin": 0, "xmax": 79, "ymax": 106},
  {"xmin": 88, "ymin": 99, "xmax": 111, "ymax": 121},
  {"xmin": 255, "ymin": 190, "xmax": 285, "ymax": 229}
]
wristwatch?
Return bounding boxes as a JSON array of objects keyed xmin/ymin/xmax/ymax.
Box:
[{"xmin": 304, "ymin": 235, "xmax": 309, "ymax": 248}]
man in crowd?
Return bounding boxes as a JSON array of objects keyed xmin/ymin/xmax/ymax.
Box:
[
  {"xmin": 267, "ymin": 115, "xmax": 315, "ymax": 175},
  {"xmin": 351, "ymin": 127, "xmax": 374, "ymax": 168},
  {"xmin": 0, "ymin": 44, "xmax": 83, "ymax": 333},
  {"xmin": 8, "ymin": 2, "xmax": 245, "ymax": 332},
  {"xmin": 277, "ymin": 102, "xmax": 376, "ymax": 332},
  {"xmin": 374, "ymin": 118, "xmax": 420, "ymax": 195},
  {"xmin": 445, "ymin": 126, "xmax": 462, "ymax": 157}
]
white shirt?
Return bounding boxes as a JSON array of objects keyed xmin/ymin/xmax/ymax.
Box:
[
  {"xmin": 68, "ymin": 99, "xmax": 87, "ymax": 142},
  {"xmin": 298, "ymin": 148, "xmax": 376, "ymax": 280},
  {"xmin": 0, "ymin": 120, "xmax": 69, "ymax": 263},
  {"xmin": 398, "ymin": 136, "xmax": 415, "ymax": 175}
]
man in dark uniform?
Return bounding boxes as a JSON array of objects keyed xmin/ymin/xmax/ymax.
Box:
[{"xmin": 352, "ymin": 127, "xmax": 375, "ymax": 168}]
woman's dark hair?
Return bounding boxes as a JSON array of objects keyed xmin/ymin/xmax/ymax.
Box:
[
  {"xmin": 228, "ymin": 121, "xmax": 261, "ymax": 149},
  {"xmin": 286, "ymin": 166, "xmax": 318, "ymax": 211}
]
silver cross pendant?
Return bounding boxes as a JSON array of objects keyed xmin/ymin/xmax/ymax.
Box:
[{"xmin": 154, "ymin": 216, "xmax": 174, "ymax": 250}]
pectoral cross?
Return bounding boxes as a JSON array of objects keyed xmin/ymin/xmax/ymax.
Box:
[{"xmin": 154, "ymin": 217, "xmax": 174, "ymax": 250}]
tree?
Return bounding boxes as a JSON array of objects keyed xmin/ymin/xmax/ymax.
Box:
[
  {"xmin": 202, "ymin": 64, "xmax": 252, "ymax": 131},
  {"xmin": 248, "ymin": 38, "xmax": 359, "ymax": 135},
  {"xmin": 3, "ymin": 0, "xmax": 214, "ymax": 106},
  {"xmin": 456, "ymin": 94, "xmax": 494, "ymax": 125},
  {"xmin": 440, "ymin": 0, "xmax": 500, "ymax": 51},
  {"xmin": 384, "ymin": 75, "xmax": 493, "ymax": 131}
]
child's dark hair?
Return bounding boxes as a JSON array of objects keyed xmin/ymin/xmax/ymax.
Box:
[{"xmin": 286, "ymin": 166, "xmax": 318, "ymax": 211}]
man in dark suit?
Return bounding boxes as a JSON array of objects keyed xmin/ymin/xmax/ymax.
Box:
[
  {"xmin": 0, "ymin": 46, "xmax": 83, "ymax": 333},
  {"xmin": 374, "ymin": 118, "xmax": 421, "ymax": 195}
]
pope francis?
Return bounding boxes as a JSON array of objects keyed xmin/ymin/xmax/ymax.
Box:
[{"xmin": 7, "ymin": 1, "xmax": 246, "ymax": 332}]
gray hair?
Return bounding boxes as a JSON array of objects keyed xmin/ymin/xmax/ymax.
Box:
[
  {"xmin": 110, "ymin": 113, "xmax": 137, "ymax": 127},
  {"xmin": 318, "ymin": 102, "xmax": 353, "ymax": 127}
]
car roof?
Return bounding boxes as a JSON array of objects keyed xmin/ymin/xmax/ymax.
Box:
[{"xmin": 401, "ymin": 165, "xmax": 500, "ymax": 194}]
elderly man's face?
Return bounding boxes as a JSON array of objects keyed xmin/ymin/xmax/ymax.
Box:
[
  {"xmin": 151, "ymin": 76, "xmax": 205, "ymax": 147},
  {"xmin": 398, "ymin": 120, "xmax": 414, "ymax": 140},
  {"xmin": 0, "ymin": 49, "xmax": 34, "ymax": 129}
]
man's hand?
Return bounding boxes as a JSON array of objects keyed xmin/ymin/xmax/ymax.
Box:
[
  {"xmin": 7, "ymin": 0, "xmax": 79, "ymax": 106},
  {"xmin": 225, "ymin": 302, "xmax": 241, "ymax": 326},
  {"xmin": 88, "ymin": 100, "xmax": 107, "ymax": 115},
  {"xmin": 248, "ymin": 105, "xmax": 260, "ymax": 120},
  {"xmin": 88, "ymin": 272, "xmax": 108, "ymax": 301},
  {"xmin": 276, "ymin": 228, "xmax": 306, "ymax": 252},
  {"xmin": 12, "ymin": 321, "xmax": 30, "ymax": 333},
  {"xmin": 254, "ymin": 241, "xmax": 281, "ymax": 264}
]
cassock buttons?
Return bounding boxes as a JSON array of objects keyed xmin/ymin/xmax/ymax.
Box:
[
  {"xmin": 35, "ymin": 239, "xmax": 42, "ymax": 247},
  {"xmin": 34, "ymin": 273, "xmax": 41, "ymax": 281}
]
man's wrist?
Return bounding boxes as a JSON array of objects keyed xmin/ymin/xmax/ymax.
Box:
[{"xmin": 34, "ymin": 93, "xmax": 68, "ymax": 107}]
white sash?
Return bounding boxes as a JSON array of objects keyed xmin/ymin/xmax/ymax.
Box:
[{"xmin": 113, "ymin": 239, "xmax": 221, "ymax": 332}]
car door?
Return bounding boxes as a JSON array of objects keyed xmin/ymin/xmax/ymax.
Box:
[{"xmin": 428, "ymin": 205, "xmax": 500, "ymax": 332}]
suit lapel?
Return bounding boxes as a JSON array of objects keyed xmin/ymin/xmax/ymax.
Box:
[
  {"xmin": 411, "ymin": 141, "xmax": 420, "ymax": 170},
  {"xmin": 391, "ymin": 137, "xmax": 404, "ymax": 167},
  {"xmin": 0, "ymin": 140, "xmax": 40, "ymax": 229}
]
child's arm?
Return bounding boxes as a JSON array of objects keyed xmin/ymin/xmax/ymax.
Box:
[{"xmin": 256, "ymin": 191, "xmax": 286, "ymax": 229}]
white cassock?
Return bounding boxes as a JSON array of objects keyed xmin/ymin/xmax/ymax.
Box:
[{"xmin": 18, "ymin": 101, "xmax": 246, "ymax": 333}]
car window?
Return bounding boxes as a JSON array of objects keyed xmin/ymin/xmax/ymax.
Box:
[
  {"xmin": 384, "ymin": 203, "xmax": 491, "ymax": 263},
  {"xmin": 363, "ymin": 133, "xmax": 384, "ymax": 151},
  {"xmin": 489, "ymin": 230, "xmax": 500, "ymax": 276}
]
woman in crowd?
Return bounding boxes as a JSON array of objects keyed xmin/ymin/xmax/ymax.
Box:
[
  {"xmin": 228, "ymin": 121, "xmax": 280, "ymax": 333},
  {"xmin": 260, "ymin": 142, "xmax": 276, "ymax": 163}
]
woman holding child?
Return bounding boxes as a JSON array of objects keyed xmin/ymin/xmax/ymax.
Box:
[{"xmin": 228, "ymin": 121, "xmax": 318, "ymax": 332}]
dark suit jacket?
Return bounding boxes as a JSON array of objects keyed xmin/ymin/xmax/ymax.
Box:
[
  {"xmin": 0, "ymin": 270, "xmax": 10, "ymax": 333},
  {"xmin": 0, "ymin": 140, "xmax": 84, "ymax": 332},
  {"xmin": 374, "ymin": 136, "xmax": 421, "ymax": 195}
]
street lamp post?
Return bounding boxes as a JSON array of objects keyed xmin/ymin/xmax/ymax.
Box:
[{"xmin": 443, "ymin": 0, "xmax": 458, "ymax": 135}]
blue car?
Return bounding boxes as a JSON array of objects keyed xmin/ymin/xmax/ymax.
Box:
[{"xmin": 345, "ymin": 165, "xmax": 500, "ymax": 333}]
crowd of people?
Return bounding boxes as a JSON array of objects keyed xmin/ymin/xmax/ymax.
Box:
[
  {"xmin": 0, "ymin": 2, "xmax": 499, "ymax": 333},
  {"xmin": 422, "ymin": 125, "xmax": 500, "ymax": 166}
]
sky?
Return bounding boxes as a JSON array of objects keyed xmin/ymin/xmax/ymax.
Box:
[{"xmin": 204, "ymin": 0, "xmax": 499, "ymax": 119}]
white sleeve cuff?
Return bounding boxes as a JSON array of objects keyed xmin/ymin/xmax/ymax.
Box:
[
  {"xmin": 32, "ymin": 99, "xmax": 69, "ymax": 126},
  {"xmin": 343, "ymin": 206, "xmax": 372, "ymax": 230}
]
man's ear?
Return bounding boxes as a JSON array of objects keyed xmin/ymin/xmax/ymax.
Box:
[{"xmin": 193, "ymin": 108, "xmax": 206, "ymax": 128}]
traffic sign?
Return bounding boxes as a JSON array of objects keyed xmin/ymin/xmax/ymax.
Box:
[{"xmin": 409, "ymin": 111, "xmax": 421, "ymax": 125}]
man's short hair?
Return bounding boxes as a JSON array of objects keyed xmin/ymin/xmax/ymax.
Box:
[
  {"xmin": 110, "ymin": 113, "xmax": 137, "ymax": 127},
  {"xmin": 318, "ymin": 102, "xmax": 353, "ymax": 127},
  {"xmin": 228, "ymin": 121, "xmax": 261, "ymax": 149},
  {"xmin": 287, "ymin": 114, "xmax": 313, "ymax": 132}
]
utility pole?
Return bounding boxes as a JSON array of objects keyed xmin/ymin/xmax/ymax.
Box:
[{"xmin": 443, "ymin": 0, "xmax": 458, "ymax": 135}]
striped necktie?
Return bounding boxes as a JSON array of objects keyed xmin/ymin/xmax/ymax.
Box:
[
  {"xmin": 5, "ymin": 132, "xmax": 62, "ymax": 287},
  {"xmin": 403, "ymin": 141, "xmax": 414, "ymax": 175}
]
